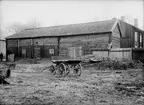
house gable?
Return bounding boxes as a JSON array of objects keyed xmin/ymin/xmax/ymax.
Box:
[{"xmin": 112, "ymin": 24, "xmax": 121, "ymax": 48}]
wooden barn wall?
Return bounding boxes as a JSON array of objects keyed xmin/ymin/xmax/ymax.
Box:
[
  {"xmin": 6, "ymin": 37, "xmax": 59, "ymax": 59},
  {"xmin": 120, "ymin": 38, "xmax": 131, "ymax": 48},
  {"xmin": 119, "ymin": 21, "xmax": 133, "ymax": 47},
  {"xmin": 7, "ymin": 39, "xmax": 18, "ymax": 57},
  {"xmin": 143, "ymin": 35, "xmax": 144, "ymax": 48},
  {"xmin": 119, "ymin": 21, "xmax": 134, "ymax": 38},
  {"xmin": 7, "ymin": 39, "xmax": 18, "ymax": 48},
  {"xmin": 119, "ymin": 21, "xmax": 143, "ymax": 48},
  {"xmin": 43, "ymin": 38, "xmax": 58, "ymax": 58},
  {"xmin": 44, "ymin": 38, "xmax": 58, "ymax": 45},
  {"xmin": 32, "ymin": 38, "xmax": 43, "ymax": 58},
  {"xmin": 19, "ymin": 39, "xmax": 31, "ymax": 46},
  {"xmin": 112, "ymin": 25, "xmax": 120, "ymax": 48},
  {"xmin": 59, "ymin": 34, "xmax": 110, "ymax": 57},
  {"xmin": 32, "ymin": 38, "xmax": 59, "ymax": 58},
  {"xmin": 19, "ymin": 39, "xmax": 32, "ymax": 58}
]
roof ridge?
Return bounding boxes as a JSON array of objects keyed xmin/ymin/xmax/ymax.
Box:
[
  {"xmin": 24, "ymin": 19, "xmax": 115, "ymax": 31},
  {"xmin": 6, "ymin": 18, "xmax": 116, "ymax": 39}
]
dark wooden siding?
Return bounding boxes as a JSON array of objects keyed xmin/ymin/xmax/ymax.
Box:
[
  {"xmin": 33, "ymin": 38, "xmax": 43, "ymax": 58},
  {"xmin": 19, "ymin": 39, "xmax": 31, "ymax": 46},
  {"xmin": 59, "ymin": 34, "xmax": 109, "ymax": 57},
  {"xmin": 120, "ymin": 38, "xmax": 131, "ymax": 48},
  {"xmin": 143, "ymin": 35, "xmax": 144, "ymax": 48},
  {"xmin": 43, "ymin": 38, "xmax": 58, "ymax": 58},
  {"xmin": 19, "ymin": 39, "xmax": 32, "ymax": 58},
  {"xmin": 119, "ymin": 20, "xmax": 144, "ymax": 48},
  {"xmin": 118, "ymin": 21, "xmax": 133, "ymax": 48},
  {"xmin": 7, "ymin": 39, "xmax": 18, "ymax": 57},
  {"xmin": 7, "ymin": 39, "xmax": 18, "ymax": 48},
  {"xmin": 7, "ymin": 37, "xmax": 59, "ymax": 59}
]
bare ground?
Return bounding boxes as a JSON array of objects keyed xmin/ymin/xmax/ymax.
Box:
[{"xmin": 0, "ymin": 61, "xmax": 144, "ymax": 105}]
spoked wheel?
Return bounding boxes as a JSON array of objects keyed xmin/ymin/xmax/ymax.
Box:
[
  {"xmin": 49, "ymin": 65, "xmax": 56, "ymax": 75},
  {"xmin": 58, "ymin": 63, "xmax": 67, "ymax": 76},
  {"xmin": 65, "ymin": 64, "xmax": 70, "ymax": 75},
  {"xmin": 73, "ymin": 63, "xmax": 82, "ymax": 76}
]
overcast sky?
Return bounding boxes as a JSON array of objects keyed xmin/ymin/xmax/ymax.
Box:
[{"xmin": 0, "ymin": 0, "xmax": 143, "ymax": 38}]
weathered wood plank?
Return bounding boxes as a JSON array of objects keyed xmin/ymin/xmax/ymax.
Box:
[
  {"xmin": 7, "ymin": 40, "xmax": 18, "ymax": 47},
  {"xmin": 59, "ymin": 34, "xmax": 109, "ymax": 56},
  {"xmin": 19, "ymin": 39, "xmax": 31, "ymax": 46},
  {"xmin": 33, "ymin": 38, "xmax": 43, "ymax": 46},
  {"xmin": 44, "ymin": 38, "xmax": 58, "ymax": 45},
  {"xmin": 44, "ymin": 45, "xmax": 58, "ymax": 58}
]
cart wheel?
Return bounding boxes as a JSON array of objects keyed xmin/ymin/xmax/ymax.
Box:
[
  {"xmin": 73, "ymin": 63, "xmax": 82, "ymax": 76},
  {"xmin": 49, "ymin": 65, "xmax": 56, "ymax": 75},
  {"xmin": 65, "ymin": 64, "xmax": 70, "ymax": 75},
  {"xmin": 58, "ymin": 63, "xmax": 66, "ymax": 76}
]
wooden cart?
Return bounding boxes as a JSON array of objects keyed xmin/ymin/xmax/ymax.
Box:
[
  {"xmin": 49, "ymin": 56, "xmax": 82, "ymax": 76},
  {"xmin": 0, "ymin": 62, "xmax": 15, "ymax": 84}
]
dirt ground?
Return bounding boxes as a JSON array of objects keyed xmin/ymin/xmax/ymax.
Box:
[{"xmin": 0, "ymin": 60, "xmax": 144, "ymax": 105}]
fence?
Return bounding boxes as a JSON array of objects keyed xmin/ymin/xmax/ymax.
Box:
[{"xmin": 92, "ymin": 48, "xmax": 144, "ymax": 62}]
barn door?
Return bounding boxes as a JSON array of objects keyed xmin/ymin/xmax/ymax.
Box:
[
  {"xmin": 68, "ymin": 47, "xmax": 75, "ymax": 58},
  {"xmin": 34, "ymin": 46, "xmax": 41, "ymax": 59},
  {"xmin": 21, "ymin": 48, "xmax": 26, "ymax": 58},
  {"xmin": 76, "ymin": 46, "xmax": 82, "ymax": 58},
  {"xmin": 68, "ymin": 46, "xmax": 82, "ymax": 59}
]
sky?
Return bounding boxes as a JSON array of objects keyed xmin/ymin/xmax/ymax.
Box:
[{"xmin": 0, "ymin": 0, "xmax": 144, "ymax": 38}]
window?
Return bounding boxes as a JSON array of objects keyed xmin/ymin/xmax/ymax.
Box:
[
  {"xmin": 49, "ymin": 49, "xmax": 54, "ymax": 54},
  {"xmin": 134, "ymin": 32, "xmax": 138, "ymax": 48},
  {"xmin": 140, "ymin": 34, "xmax": 142, "ymax": 48}
]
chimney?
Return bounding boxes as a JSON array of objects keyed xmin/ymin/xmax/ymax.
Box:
[
  {"xmin": 134, "ymin": 18, "xmax": 138, "ymax": 27},
  {"xmin": 121, "ymin": 16, "xmax": 125, "ymax": 21}
]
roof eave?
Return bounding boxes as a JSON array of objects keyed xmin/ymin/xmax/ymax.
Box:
[{"xmin": 5, "ymin": 31, "xmax": 112, "ymax": 39}]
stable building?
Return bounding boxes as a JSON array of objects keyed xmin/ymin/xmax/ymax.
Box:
[{"xmin": 5, "ymin": 18, "xmax": 144, "ymax": 60}]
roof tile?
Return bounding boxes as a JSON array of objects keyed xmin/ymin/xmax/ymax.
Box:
[{"xmin": 6, "ymin": 19, "xmax": 116, "ymax": 39}]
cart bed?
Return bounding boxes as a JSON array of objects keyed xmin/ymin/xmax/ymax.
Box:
[{"xmin": 52, "ymin": 56, "xmax": 82, "ymax": 64}]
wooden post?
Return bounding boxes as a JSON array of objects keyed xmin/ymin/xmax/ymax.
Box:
[
  {"xmin": 31, "ymin": 39, "xmax": 34, "ymax": 59},
  {"xmin": 17, "ymin": 39, "xmax": 20, "ymax": 58},
  {"xmin": 58, "ymin": 37, "xmax": 60, "ymax": 56},
  {"xmin": 42, "ymin": 37, "xmax": 44, "ymax": 58},
  {"xmin": 6, "ymin": 40, "xmax": 8, "ymax": 62}
]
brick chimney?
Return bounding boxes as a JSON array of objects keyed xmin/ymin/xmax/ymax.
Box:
[
  {"xmin": 121, "ymin": 16, "xmax": 125, "ymax": 21},
  {"xmin": 134, "ymin": 18, "xmax": 138, "ymax": 27}
]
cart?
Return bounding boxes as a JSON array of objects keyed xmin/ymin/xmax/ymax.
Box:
[
  {"xmin": 0, "ymin": 62, "xmax": 15, "ymax": 84},
  {"xmin": 49, "ymin": 56, "xmax": 82, "ymax": 76}
]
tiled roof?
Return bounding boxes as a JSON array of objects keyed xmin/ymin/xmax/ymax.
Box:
[{"xmin": 6, "ymin": 19, "xmax": 116, "ymax": 39}]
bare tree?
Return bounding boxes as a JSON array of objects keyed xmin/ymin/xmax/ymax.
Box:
[
  {"xmin": 7, "ymin": 22, "xmax": 26, "ymax": 33},
  {"xmin": 26, "ymin": 19, "xmax": 41, "ymax": 28},
  {"xmin": 7, "ymin": 19, "xmax": 41, "ymax": 34}
]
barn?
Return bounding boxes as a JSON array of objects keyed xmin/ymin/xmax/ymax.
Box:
[{"xmin": 5, "ymin": 18, "xmax": 144, "ymax": 60}]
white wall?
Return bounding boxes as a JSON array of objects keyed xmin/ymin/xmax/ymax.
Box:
[
  {"xmin": 92, "ymin": 48, "xmax": 132, "ymax": 60},
  {"xmin": 0, "ymin": 40, "xmax": 6, "ymax": 56}
]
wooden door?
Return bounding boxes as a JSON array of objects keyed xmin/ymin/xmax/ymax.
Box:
[
  {"xmin": 68, "ymin": 46, "xmax": 82, "ymax": 59},
  {"xmin": 21, "ymin": 48, "xmax": 26, "ymax": 58},
  {"xmin": 34, "ymin": 46, "xmax": 41, "ymax": 58}
]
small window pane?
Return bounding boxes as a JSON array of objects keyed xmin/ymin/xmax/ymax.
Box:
[{"xmin": 135, "ymin": 32, "xmax": 138, "ymax": 48}]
